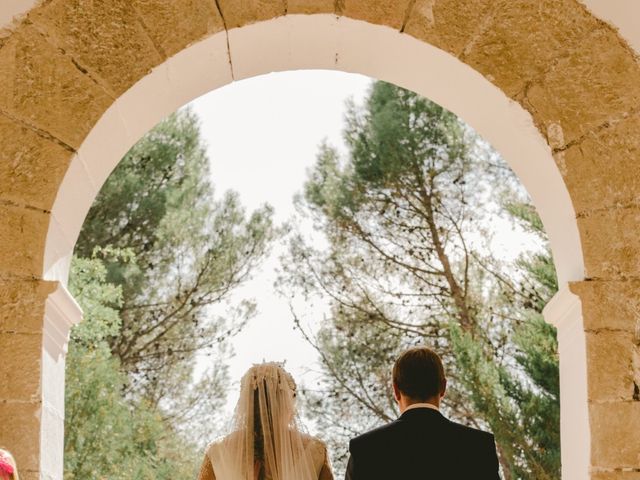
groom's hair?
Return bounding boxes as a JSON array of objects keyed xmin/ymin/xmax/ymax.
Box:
[{"xmin": 393, "ymin": 347, "xmax": 446, "ymax": 401}]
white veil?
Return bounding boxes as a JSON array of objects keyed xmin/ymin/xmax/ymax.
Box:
[{"xmin": 208, "ymin": 363, "xmax": 323, "ymax": 480}]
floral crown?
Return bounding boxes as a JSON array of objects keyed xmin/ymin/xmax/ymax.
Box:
[{"xmin": 244, "ymin": 362, "xmax": 297, "ymax": 394}]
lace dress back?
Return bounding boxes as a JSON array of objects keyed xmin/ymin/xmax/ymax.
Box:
[
  {"xmin": 198, "ymin": 433, "xmax": 333, "ymax": 480},
  {"xmin": 196, "ymin": 363, "xmax": 334, "ymax": 480}
]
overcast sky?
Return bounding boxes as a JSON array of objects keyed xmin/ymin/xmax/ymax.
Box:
[
  {"xmin": 189, "ymin": 70, "xmax": 373, "ymax": 413},
  {"xmin": 187, "ymin": 70, "xmax": 539, "ymax": 419}
]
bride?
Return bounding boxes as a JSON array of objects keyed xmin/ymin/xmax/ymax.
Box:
[{"xmin": 197, "ymin": 362, "xmax": 334, "ymax": 480}]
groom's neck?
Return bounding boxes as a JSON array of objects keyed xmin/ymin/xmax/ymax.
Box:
[{"xmin": 398, "ymin": 395, "xmax": 440, "ymax": 414}]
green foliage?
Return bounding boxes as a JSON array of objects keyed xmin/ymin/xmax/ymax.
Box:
[
  {"xmin": 450, "ymin": 317, "xmax": 559, "ymax": 480},
  {"xmin": 73, "ymin": 107, "xmax": 275, "ymax": 421},
  {"xmin": 75, "ymin": 110, "xmax": 211, "ymax": 260},
  {"xmin": 283, "ymin": 81, "xmax": 560, "ymax": 479},
  {"xmin": 507, "ymin": 201, "xmax": 558, "ymax": 308},
  {"xmin": 67, "ymin": 248, "xmax": 128, "ymax": 347},
  {"xmin": 298, "ymin": 305, "xmax": 405, "ymax": 467},
  {"xmin": 66, "ymin": 108, "xmax": 276, "ymax": 477},
  {"xmin": 66, "ymin": 254, "xmax": 199, "ymax": 479}
]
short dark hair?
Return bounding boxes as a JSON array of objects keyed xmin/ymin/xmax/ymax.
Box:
[{"xmin": 392, "ymin": 347, "xmax": 446, "ymax": 401}]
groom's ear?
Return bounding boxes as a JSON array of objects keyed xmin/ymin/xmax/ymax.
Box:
[
  {"xmin": 392, "ymin": 382, "xmax": 401, "ymax": 402},
  {"xmin": 440, "ymin": 378, "xmax": 447, "ymax": 398}
]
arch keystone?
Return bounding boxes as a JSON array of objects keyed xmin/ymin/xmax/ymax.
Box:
[
  {"xmin": 130, "ymin": 0, "xmax": 225, "ymax": 58},
  {"xmin": 217, "ymin": 0, "xmax": 286, "ymax": 29},
  {"xmin": 403, "ymin": 0, "xmax": 493, "ymax": 57}
]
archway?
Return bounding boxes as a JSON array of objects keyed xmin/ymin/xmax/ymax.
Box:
[{"xmin": 1, "ymin": 2, "xmax": 639, "ymax": 479}]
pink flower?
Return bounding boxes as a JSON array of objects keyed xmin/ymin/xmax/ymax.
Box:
[{"xmin": 0, "ymin": 460, "xmax": 13, "ymax": 475}]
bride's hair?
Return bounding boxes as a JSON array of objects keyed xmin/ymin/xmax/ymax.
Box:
[
  {"xmin": 253, "ymin": 383, "xmax": 264, "ymax": 466},
  {"xmin": 249, "ymin": 366, "xmax": 296, "ymax": 479},
  {"xmin": 209, "ymin": 362, "xmax": 318, "ymax": 480}
]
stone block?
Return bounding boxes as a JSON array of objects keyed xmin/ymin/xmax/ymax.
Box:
[
  {"xmin": 404, "ymin": 0, "xmax": 492, "ymax": 57},
  {"xmin": 592, "ymin": 473, "xmax": 640, "ymax": 480},
  {"xmin": 0, "ymin": 277, "xmax": 54, "ymax": 334},
  {"xmin": 585, "ymin": 330, "xmax": 636, "ymax": 402},
  {"xmin": 131, "ymin": 0, "xmax": 224, "ymax": 58},
  {"xmin": 0, "ymin": 400, "xmax": 41, "ymax": 472},
  {"xmin": 578, "ymin": 207, "xmax": 640, "ymax": 279},
  {"xmin": 0, "ymin": 203, "xmax": 50, "ymax": 278},
  {"xmin": 0, "ymin": 332, "xmax": 42, "ymax": 401},
  {"xmin": 287, "ymin": 0, "xmax": 335, "ymax": 15},
  {"xmin": 557, "ymin": 112, "xmax": 640, "ymax": 215},
  {"xmin": 217, "ymin": 0, "xmax": 286, "ymax": 29},
  {"xmin": 18, "ymin": 472, "xmax": 39, "ymax": 480},
  {"xmin": 342, "ymin": 0, "xmax": 413, "ymax": 29},
  {"xmin": 0, "ymin": 25, "xmax": 113, "ymax": 149},
  {"xmin": 570, "ymin": 280, "xmax": 640, "ymax": 332},
  {"xmin": 590, "ymin": 402, "xmax": 640, "ymax": 469},
  {"xmin": 526, "ymin": 27, "xmax": 640, "ymax": 147},
  {"xmin": 463, "ymin": 0, "xmax": 600, "ymax": 98},
  {"xmin": 29, "ymin": 0, "xmax": 163, "ymax": 96},
  {"xmin": 0, "ymin": 114, "xmax": 73, "ymax": 211}
]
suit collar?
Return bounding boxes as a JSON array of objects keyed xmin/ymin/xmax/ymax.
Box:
[
  {"xmin": 404, "ymin": 402, "xmax": 440, "ymax": 413},
  {"xmin": 399, "ymin": 407, "xmax": 446, "ymax": 421}
]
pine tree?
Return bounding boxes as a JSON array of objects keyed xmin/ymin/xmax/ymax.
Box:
[
  {"xmin": 281, "ymin": 82, "xmax": 560, "ymax": 478},
  {"xmin": 66, "ymin": 108, "xmax": 277, "ymax": 476}
]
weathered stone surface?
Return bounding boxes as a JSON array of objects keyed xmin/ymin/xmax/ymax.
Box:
[
  {"xmin": 585, "ymin": 330, "xmax": 636, "ymax": 402},
  {"xmin": 578, "ymin": 207, "xmax": 640, "ymax": 279},
  {"xmin": 0, "ymin": 400, "xmax": 41, "ymax": 471},
  {"xmin": 557, "ymin": 112, "xmax": 640, "ymax": 215},
  {"xmin": 590, "ymin": 402, "xmax": 640, "ymax": 469},
  {"xmin": 132, "ymin": 0, "xmax": 224, "ymax": 58},
  {"xmin": 19, "ymin": 472, "xmax": 39, "ymax": 480},
  {"xmin": 288, "ymin": 0, "xmax": 334, "ymax": 15},
  {"xmin": 527, "ymin": 27, "xmax": 640, "ymax": 147},
  {"xmin": 217, "ymin": 0, "xmax": 286, "ymax": 29},
  {"xmin": 343, "ymin": 0, "xmax": 413, "ymax": 29},
  {"xmin": 404, "ymin": 0, "xmax": 492, "ymax": 57},
  {"xmin": 0, "ymin": 278, "xmax": 54, "ymax": 334},
  {"xmin": 463, "ymin": 0, "xmax": 601, "ymax": 98},
  {"xmin": 29, "ymin": 0, "xmax": 163, "ymax": 96},
  {"xmin": 592, "ymin": 473, "xmax": 640, "ymax": 480},
  {"xmin": 0, "ymin": 25, "xmax": 113, "ymax": 149},
  {"xmin": 570, "ymin": 280, "xmax": 640, "ymax": 332},
  {"xmin": 0, "ymin": 332, "xmax": 42, "ymax": 401},
  {"xmin": 0, "ymin": 203, "xmax": 49, "ymax": 278},
  {"xmin": 0, "ymin": 114, "xmax": 73, "ymax": 211}
]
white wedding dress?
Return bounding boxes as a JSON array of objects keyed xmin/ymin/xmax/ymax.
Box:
[{"xmin": 197, "ymin": 363, "xmax": 333, "ymax": 480}]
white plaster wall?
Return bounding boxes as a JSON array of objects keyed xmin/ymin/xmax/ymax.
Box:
[
  {"xmin": 0, "ymin": 0, "xmax": 39, "ymax": 30},
  {"xmin": 544, "ymin": 288, "xmax": 590, "ymax": 480},
  {"xmin": 41, "ymin": 285, "xmax": 82, "ymax": 480},
  {"xmin": 579, "ymin": 0, "xmax": 640, "ymax": 54}
]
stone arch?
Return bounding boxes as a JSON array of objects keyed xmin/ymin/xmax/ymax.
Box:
[{"xmin": 0, "ymin": 2, "xmax": 638, "ymax": 479}]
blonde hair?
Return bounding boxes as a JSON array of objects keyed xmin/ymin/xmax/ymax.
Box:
[
  {"xmin": 209, "ymin": 362, "xmax": 319, "ymax": 480},
  {"xmin": 0, "ymin": 449, "xmax": 19, "ymax": 480}
]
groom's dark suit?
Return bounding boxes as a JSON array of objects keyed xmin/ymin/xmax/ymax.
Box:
[{"xmin": 345, "ymin": 406, "xmax": 500, "ymax": 480}]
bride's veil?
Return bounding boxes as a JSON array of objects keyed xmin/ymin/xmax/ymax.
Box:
[{"xmin": 209, "ymin": 362, "xmax": 320, "ymax": 480}]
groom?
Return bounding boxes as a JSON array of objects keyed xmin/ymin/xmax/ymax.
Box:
[{"xmin": 345, "ymin": 347, "xmax": 501, "ymax": 479}]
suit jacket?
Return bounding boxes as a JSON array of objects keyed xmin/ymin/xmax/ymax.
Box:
[{"xmin": 345, "ymin": 408, "xmax": 500, "ymax": 480}]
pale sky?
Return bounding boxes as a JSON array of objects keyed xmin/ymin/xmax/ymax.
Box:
[
  {"xmin": 187, "ymin": 70, "xmax": 540, "ymax": 419},
  {"xmin": 189, "ymin": 70, "xmax": 373, "ymax": 414}
]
